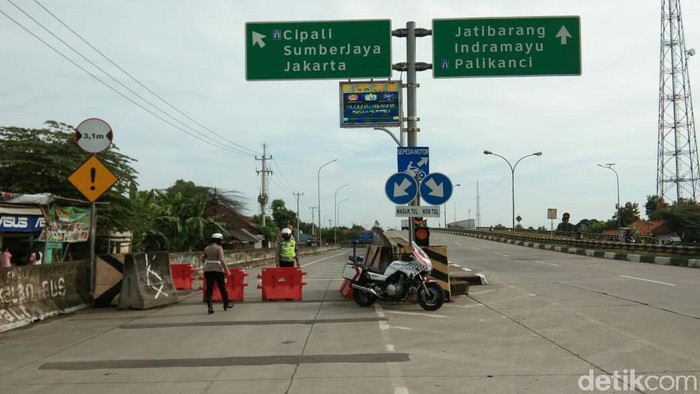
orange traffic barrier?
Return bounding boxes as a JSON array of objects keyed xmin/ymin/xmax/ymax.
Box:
[
  {"xmin": 201, "ymin": 268, "xmax": 249, "ymax": 302},
  {"xmin": 257, "ymin": 267, "xmax": 307, "ymax": 301},
  {"xmin": 171, "ymin": 264, "xmax": 194, "ymax": 290},
  {"xmin": 339, "ymin": 278, "xmax": 353, "ymax": 298}
]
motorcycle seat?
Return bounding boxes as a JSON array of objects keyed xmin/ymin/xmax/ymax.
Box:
[{"xmin": 364, "ymin": 265, "xmax": 384, "ymax": 274}]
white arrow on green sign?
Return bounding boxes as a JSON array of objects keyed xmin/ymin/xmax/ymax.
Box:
[
  {"xmin": 432, "ymin": 16, "xmax": 581, "ymax": 78},
  {"xmin": 246, "ymin": 19, "xmax": 392, "ymax": 80}
]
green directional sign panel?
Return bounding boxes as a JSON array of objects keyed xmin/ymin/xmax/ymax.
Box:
[
  {"xmin": 246, "ymin": 20, "xmax": 392, "ymax": 80},
  {"xmin": 433, "ymin": 16, "xmax": 581, "ymax": 78}
]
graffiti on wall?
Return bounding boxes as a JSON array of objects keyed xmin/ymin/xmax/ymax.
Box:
[{"xmin": 145, "ymin": 253, "xmax": 168, "ymax": 300}]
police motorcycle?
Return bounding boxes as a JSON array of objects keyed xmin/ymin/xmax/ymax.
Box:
[{"xmin": 342, "ymin": 240, "xmax": 445, "ymax": 311}]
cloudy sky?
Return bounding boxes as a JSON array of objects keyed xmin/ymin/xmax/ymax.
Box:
[{"xmin": 2, "ymin": 0, "xmax": 700, "ymax": 231}]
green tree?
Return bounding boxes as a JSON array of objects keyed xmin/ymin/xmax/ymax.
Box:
[
  {"xmin": 645, "ymin": 195, "xmax": 667, "ymax": 220},
  {"xmin": 0, "ymin": 121, "xmax": 139, "ymax": 231},
  {"xmin": 613, "ymin": 202, "xmax": 640, "ymax": 227},
  {"xmin": 271, "ymin": 199, "xmax": 297, "ymax": 230},
  {"xmin": 657, "ymin": 199, "xmax": 700, "ymax": 243}
]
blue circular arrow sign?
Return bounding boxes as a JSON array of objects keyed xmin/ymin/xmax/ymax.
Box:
[
  {"xmin": 420, "ymin": 172, "xmax": 453, "ymax": 205},
  {"xmin": 385, "ymin": 173, "xmax": 418, "ymax": 205}
]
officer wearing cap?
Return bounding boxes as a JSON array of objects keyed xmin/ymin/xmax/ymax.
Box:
[
  {"xmin": 202, "ymin": 232, "xmax": 233, "ymax": 314},
  {"xmin": 276, "ymin": 228, "xmax": 300, "ymax": 268}
]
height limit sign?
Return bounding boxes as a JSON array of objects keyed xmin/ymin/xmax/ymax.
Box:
[{"xmin": 75, "ymin": 118, "xmax": 113, "ymax": 154}]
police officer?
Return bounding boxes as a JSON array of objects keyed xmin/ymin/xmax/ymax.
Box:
[
  {"xmin": 276, "ymin": 228, "xmax": 300, "ymax": 268},
  {"xmin": 202, "ymin": 233, "xmax": 233, "ymax": 314}
]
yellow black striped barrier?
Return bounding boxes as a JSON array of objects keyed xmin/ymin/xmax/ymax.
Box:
[{"xmin": 421, "ymin": 246, "xmax": 451, "ymax": 301}]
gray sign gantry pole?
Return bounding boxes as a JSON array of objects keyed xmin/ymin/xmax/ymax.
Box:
[{"xmin": 393, "ymin": 21, "xmax": 431, "ymax": 243}]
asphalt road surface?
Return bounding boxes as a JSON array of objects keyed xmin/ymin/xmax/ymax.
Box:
[{"xmin": 2, "ymin": 232, "xmax": 700, "ymax": 393}]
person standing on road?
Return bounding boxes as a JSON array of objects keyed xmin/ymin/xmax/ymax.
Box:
[
  {"xmin": 276, "ymin": 228, "xmax": 300, "ymax": 268},
  {"xmin": 0, "ymin": 247, "xmax": 11, "ymax": 268},
  {"xmin": 202, "ymin": 233, "xmax": 233, "ymax": 314}
]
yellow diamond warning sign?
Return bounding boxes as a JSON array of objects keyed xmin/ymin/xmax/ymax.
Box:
[{"xmin": 68, "ymin": 155, "xmax": 118, "ymax": 202}]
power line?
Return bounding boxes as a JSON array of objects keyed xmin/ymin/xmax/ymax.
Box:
[
  {"xmin": 2, "ymin": 1, "xmax": 258, "ymax": 157},
  {"xmin": 32, "ymin": 0, "xmax": 259, "ymax": 157}
]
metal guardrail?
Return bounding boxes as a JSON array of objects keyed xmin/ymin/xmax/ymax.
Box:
[{"xmin": 435, "ymin": 228, "xmax": 700, "ymax": 257}]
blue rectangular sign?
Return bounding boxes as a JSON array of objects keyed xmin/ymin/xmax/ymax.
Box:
[
  {"xmin": 0, "ymin": 215, "xmax": 45, "ymax": 232},
  {"xmin": 397, "ymin": 147, "xmax": 429, "ymax": 178}
]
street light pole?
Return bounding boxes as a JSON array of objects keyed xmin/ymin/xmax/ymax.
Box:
[
  {"xmin": 337, "ymin": 198, "xmax": 349, "ymax": 243},
  {"xmin": 334, "ymin": 184, "xmax": 349, "ymax": 244},
  {"xmin": 483, "ymin": 150, "xmax": 543, "ymax": 230},
  {"xmin": 597, "ymin": 163, "xmax": 621, "ymax": 229},
  {"xmin": 444, "ymin": 183, "xmax": 461, "ymax": 228},
  {"xmin": 317, "ymin": 158, "xmax": 337, "ymax": 245}
]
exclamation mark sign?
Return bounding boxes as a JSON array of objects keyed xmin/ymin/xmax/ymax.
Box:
[{"xmin": 90, "ymin": 167, "xmax": 96, "ymax": 190}]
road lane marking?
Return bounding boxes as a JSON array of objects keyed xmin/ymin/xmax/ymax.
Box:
[
  {"xmin": 374, "ymin": 305, "xmax": 409, "ymax": 394},
  {"xmin": 495, "ymin": 253, "xmax": 510, "ymax": 257},
  {"xmin": 535, "ymin": 260, "xmax": 562, "ymax": 267},
  {"xmin": 454, "ymin": 241, "xmax": 462, "ymax": 246},
  {"xmin": 620, "ymin": 275, "xmax": 677, "ymax": 286},
  {"xmin": 461, "ymin": 267, "xmax": 473, "ymax": 272},
  {"xmin": 300, "ymin": 251, "xmax": 347, "ymax": 268},
  {"xmin": 470, "ymin": 247, "xmax": 481, "ymax": 251},
  {"xmin": 383, "ymin": 310, "xmax": 447, "ymax": 318}
]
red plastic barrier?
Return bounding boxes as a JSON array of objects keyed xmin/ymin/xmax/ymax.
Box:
[
  {"xmin": 201, "ymin": 268, "xmax": 249, "ymax": 302},
  {"xmin": 339, "ymin": 278, "xmax": 353, "ymax": 298},
  {"xmin": 171, "ymin": 264, "xmax": 194, "ymax": 290},
  {"xmin": 257, "ymin": 267, "xmax": 307, "ymax": 301}
]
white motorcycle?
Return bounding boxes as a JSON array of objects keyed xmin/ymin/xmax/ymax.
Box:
[{"xmin": 342, "ymin": 241, "xmax": 445, "ymax": 311}]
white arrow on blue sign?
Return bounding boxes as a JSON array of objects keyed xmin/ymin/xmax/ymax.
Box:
[
  {"xmin": 420, "ymin": 172, "xmax": 453, "ymax": 205},
  {"xmin": 385, "ymin": 172, "xmax": 418, "ymax": 205}
]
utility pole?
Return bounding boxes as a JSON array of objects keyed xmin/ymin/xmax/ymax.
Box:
[
  {"xmin": 256, "ymin": 143, "xmax": 272, "ymax": 226},
  {"xmin": 293, "ymin": 192, "xmax": 303, "ymax": 241},
  {"xmin": 309, "ymin": 207, "xmax": 316, "ymax": 238},
  {"xmin": 476, "ymin": 180, "xmax": 481, "ymax": 227}
]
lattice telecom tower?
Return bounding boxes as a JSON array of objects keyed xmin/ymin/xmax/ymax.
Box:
[{"xmin": 657, "ymin": 0, "xmax": 699, "ymax": 202}]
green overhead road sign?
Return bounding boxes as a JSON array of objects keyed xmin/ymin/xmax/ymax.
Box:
[
  {"xmin": 246, "ymin": 20, "xmax": 392, "ymax": 80},
  {"xmin": 432, "ymin": 16, "xmax": 581, "ymax": 78}
]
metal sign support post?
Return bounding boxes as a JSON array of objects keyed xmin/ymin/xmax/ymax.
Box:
[{"xmin": 89, "ymin": 202, "xmax": 97, "ymax": 297}]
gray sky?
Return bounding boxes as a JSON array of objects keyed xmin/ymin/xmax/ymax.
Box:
[{"xmin": 2, "ymin": 0, "xmax": 700, "ymax": 231}]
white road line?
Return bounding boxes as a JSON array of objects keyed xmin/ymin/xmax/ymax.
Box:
[
  {"xmin": 383, "ymin": 310, "xmax": 447, "ymax": 318},
  {"xmin": 454, "ymin": 241, "xmax": 462, "ymax": 246},
  {"xmin": 450, "ymin": 263, "xmax": 461, "ymax": 267},
  {"xmin": 620, "ymin": 275, "xmax": 677, "ymax": 287},
  {"xmin": 461, "ymin": 267, "xmax": 473, "ymax": 272},
  {"xmin": 375, "ymin": 305, "xmax": 409, "ymax": 394},
  {"xmin": 300, "ymin": 251, "xmax": 347, "ymax": 267},
  {"xmin": 495, "ymin": 252, "xmax": 510, "ymax": 257},
  {"xmin": 535, "ymin": 260, "xmax": 562, "ymax": 267},
  {"xmin": 470, "ymin": 247, "xmax": 482, "ymax": 251}
]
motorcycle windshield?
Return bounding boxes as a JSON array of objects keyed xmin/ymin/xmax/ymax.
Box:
[{"xmin": 410, "ymin": 241, "xmax": 432, "ymax": 270}]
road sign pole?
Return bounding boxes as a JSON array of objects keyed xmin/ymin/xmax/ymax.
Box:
[{"xmin": 406, "ymin": 21, "xmax": 417, "ymax": 243}]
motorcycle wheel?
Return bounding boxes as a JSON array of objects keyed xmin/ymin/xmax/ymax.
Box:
[
  {"xmin": 352, "ymin": 286, "xmax": 377, "ymax": 307},
  {"xmin": 417, "ymin": 282, "xmax": 445, "ymax": 311}
]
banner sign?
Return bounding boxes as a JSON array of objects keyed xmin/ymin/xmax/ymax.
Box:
[
  {"xmin": 40, "ymin": 205, "xmax": 91, "ymax": 243},
  {"xmin": 0, "ymin": 215, "xmax": 44, "ymax": 232},
  {"xmin": 340, "ymin": 81, "xmax": 400, "ymax": 128}
]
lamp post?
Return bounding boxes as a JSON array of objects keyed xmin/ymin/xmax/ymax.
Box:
[
  {"xmin": 597, "ymin": 163, "xmax": 621, "ymax": 229},
  {"xmin": 445, "ymin": 183, "xmax": 461, "ymax": 228},
  {"xmin": 317, "ymin": 158, "xmax": 337, "ymax": 245},
  {"xmin": 337, "ymin": 198, "xmax": 349, "ymax": 243},
  {"xmin": 334, "ymin": 184, "xmax": 349, "ymax": 244},
  {"xmin": 483, "ymin": 150, "xmax": 543, "ymax": 230}
]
